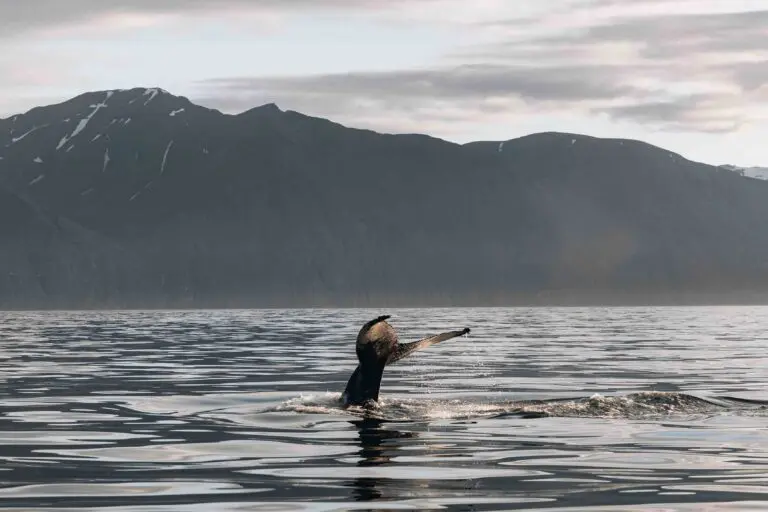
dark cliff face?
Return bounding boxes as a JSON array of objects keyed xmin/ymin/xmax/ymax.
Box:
[
  {"xmin": 0, "ymin": 187, "xmax": 122, "ymax": 308},
  {"xmin": 1, "ymin": 89, "xmax": 767, "ymax": 308}
]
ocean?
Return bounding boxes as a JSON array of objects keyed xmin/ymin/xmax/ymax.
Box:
[{"xmin": 1, "ymin": 307, "xmax": 767, "ymax": 511}]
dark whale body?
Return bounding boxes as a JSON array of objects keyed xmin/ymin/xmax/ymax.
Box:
[{"xmin": 341, "ymin": 315, "xmax": 470, "ymax": 407}]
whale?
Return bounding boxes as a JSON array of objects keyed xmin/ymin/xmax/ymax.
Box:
[{"xmin": 341, "ymin": 315, "xmax": 470, "ymax": 407}]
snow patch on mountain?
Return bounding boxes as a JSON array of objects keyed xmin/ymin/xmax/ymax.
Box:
[
  {"xmin": 143, "ymin": 88, "xmax": 165, "ymax": 106},
  {"xmin": 160, "ymin": 140, "xmax": 174, "ymax": 174},
  {"xmin": 57, "ymin": 92, "xmax": 110, "ymax": 150},
  {"xmin": 11, "ymin": 124, "xmax": 46, "ymax": 144}
]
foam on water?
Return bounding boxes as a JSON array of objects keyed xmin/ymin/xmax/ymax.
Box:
[{"xmin": 271, "ymin": 391, "xmax": 768, "ymax": 422}]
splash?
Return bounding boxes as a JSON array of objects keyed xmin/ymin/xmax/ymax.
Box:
[
  {"xmin": 271, "ymin": 391, "xmax": 768, "ymax": 422},
  {"xmin": 507, "ymin": 391, "xmax": 731, "ymax": 419},
  {"xmin": 273, "ymin": 392, "xmax": 345, "ymax": 415}
]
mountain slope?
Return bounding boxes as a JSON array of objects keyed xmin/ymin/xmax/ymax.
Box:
[
  {"xmin": 469, "ymin": 133, "xmax": 768, "ymax": 292},
  {"xmin": 2, "ymin": 90, "xmax": 768, "ymax": 307},
  {"xmin": 0, "ymin": 185, "xmax": 126, "ymax": 308}
]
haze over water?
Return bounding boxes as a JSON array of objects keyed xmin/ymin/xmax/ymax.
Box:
[{"xmin": 1, "ymin": 307, "xmax": 767, "ymax": 511}]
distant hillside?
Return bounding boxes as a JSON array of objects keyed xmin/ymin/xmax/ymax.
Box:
[{"xmin": 2, "ymin": 88, "xmax": 768, "ymax": 308}]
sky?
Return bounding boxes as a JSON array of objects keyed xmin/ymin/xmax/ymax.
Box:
[{"xmin": 1, "ymin": 0, "xmax": 767, "ymax": 166}]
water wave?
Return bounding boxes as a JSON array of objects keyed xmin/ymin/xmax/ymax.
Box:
[{"xmin": 271, "ymin": 391, "xmax": 768, "ymax": 421}]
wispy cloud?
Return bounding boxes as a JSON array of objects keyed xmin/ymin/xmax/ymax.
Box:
[
  {"xmin": 192, "ymin": 2, "xmax": 768, "ymax": 134},
  {"xmin": 2, "ymin": 0, "xmax": 767, "ymax": 143},
  {"xmin": 0, "ymin": 0, "xmax": 452, "ymax": 38},
  {"xmin": 195, "ymin": 64, "xmax": 640, "ymax": 136}
]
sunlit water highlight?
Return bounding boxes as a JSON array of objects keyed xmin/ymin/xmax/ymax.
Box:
[{"xmin": 1, "ymin": 307, "xmax": 767, "ymax": 510}]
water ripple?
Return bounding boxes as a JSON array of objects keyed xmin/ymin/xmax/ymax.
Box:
[{"xmin": 1, "ymin": 307, "xmax": 767, "ymax": 510}]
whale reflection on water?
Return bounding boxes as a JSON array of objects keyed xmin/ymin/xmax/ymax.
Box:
[{"xmin": 348, "ymin": 418, "xmax": 413, "ymax": 501}]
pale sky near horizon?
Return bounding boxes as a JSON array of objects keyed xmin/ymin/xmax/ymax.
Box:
[{"xmin": 2, "ymin": 0, "xmax": 767, "ymax": 166}]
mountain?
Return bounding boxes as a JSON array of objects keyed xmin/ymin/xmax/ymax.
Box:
[
  {"xmin": 2, "ymin": 88, "xmax": 768, "ymax": 308},
  {"xmin": 0, "ymin": 185, "xmax": 125, "ymax": 308},
  {"xmin": 720, "ymin": 164, "xmax": 768, "ymax": 180}
]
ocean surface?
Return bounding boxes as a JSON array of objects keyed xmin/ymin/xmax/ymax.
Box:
[{"xmin": 1, "ymin": 307, "xmax": 767, "ymax": 511}]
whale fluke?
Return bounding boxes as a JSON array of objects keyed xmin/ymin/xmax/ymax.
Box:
[
  {"xmin": 387, "ymin": 328, "xmax": 470, "ymax": 365},
  {"xmin": 341, "ymin": 316, "xmax": 470, "ymax": 407}
]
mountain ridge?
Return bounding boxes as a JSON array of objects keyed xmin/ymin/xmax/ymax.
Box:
[
  {"xmin": 0, "ymin": 88, "xmax": 713, "ymax": 163},
  {"xmin": 2, "ymin": 88, "xmax": 768, "ymax": 308}
]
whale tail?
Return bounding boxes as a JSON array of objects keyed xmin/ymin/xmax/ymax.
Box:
[
  {"xmin": 341, "ymin": 316, "xmax": 470, "ymax": 407},
  {"xmin": 387, "ymin": 328, "xmax": 470, "ymax": 365}
]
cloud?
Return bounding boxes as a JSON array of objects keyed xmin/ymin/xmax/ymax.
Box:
[
  {"xmin": 193, "ymin": 2, "xmax": 768, "ymax": 136},
  {"xmin": 538, "ymin": 9, "xmax": 768, "ymax": 61},
  {"xmin": 194, "ymin": 63, "xmax": 643, "ymax": 136},
  {"xmin": 203, "ymin": 64, "xmax": 638, "ymax": 104},
  {"xmin": 598, "ymin": 95, "xmax": 751, "ymax": 133},
  {"xmin": 2, "ymin": 0, "xmax": 767, "ymax": 138},
  {"xmin": 0, "ymin": 0, "xmax": 449, "ymax": 38}
]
